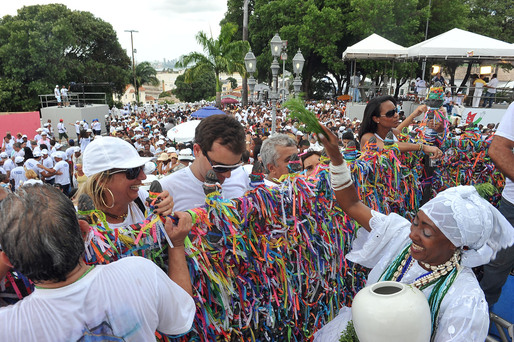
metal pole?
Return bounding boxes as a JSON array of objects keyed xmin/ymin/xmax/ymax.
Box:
[
  {"xmin": 271, "ymin": 57, "xmax": 280, "ymax": 135},
  {"xmin": 421, "ymin": 0, "xmax": 431, "ymax": 81},
  {"xmin": 125, "ymin": 30, "xmax": 138, "ymax": 103}
]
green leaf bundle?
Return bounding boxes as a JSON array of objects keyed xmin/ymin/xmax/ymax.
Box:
[{"xmin": 283, "ymin": 97, "xmax": 328, "ymax": 139}]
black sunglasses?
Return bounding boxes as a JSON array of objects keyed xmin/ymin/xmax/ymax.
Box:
[
  {"xmin": 381, "ymin": 109, "xmax": 397, "ymax": 118},
  {"xmin": 109, "ymin": 165, "xmax": 144, "ymax": 180},
  {"xmin": 203, "ymin": 150, "xmax": 242, "ymax": 173}
]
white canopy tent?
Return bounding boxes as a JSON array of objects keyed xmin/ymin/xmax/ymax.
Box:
[
  {"xmin": 342, "ymin": 34, "xmax": 406, "ymax": 99},
  {"xmin": 406, "ymin": 28, "xmax": 514, "ymax": 61},
  {"xmin": 342, "ymin": 33, "xmax": 407, "ymax": 60}
]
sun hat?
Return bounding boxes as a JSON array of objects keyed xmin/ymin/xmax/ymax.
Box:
[
  {"xmin": 157, "ymin": 152, "xmax": 169, "ymax": 161},
  {"xmin": 169, "ymin": 152, "xmax": 178, "ymax": 159},
  {"xmin": 83, "ymin": 136, "xmax": 154, "ymax": 177}
]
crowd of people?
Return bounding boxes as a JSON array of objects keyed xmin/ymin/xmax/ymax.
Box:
[{"xmin": 0, "ymin": 95, "xmax": 513, "ymax": 341}]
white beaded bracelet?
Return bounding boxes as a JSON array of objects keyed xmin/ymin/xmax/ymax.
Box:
[{"xmin": 329, "ymin": 161, "xmax": 353, "ymax": 191}]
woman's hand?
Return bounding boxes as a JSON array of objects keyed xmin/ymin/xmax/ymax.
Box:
[
  {"xmin": 427, "ymin": 120, "xmax": 445, "ymax": 133},
  {"xmin": 154, "ymin": 190, "xmax": 174, "ymax": 216},
  {"xmin": 318, "ymin": 125, "xmax": 344, "ymax": 165},
  {"xmin": 424, "ymin": 145, "xmax": 444, "ymax": 159},
  {"xmin": 412, "ymin": 104, "xmax": 427, "ymax": 118},
  {"xmin": 164, "ymin": 212, "xmax": 192, "ymax": 247}
]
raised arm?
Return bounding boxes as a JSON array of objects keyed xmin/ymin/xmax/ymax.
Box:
[
  {"xmin": 397, "ymin": 104, "xmax": 427, "ymax": 131},
  {"xmin": 164, "ymin": 212, "xmax": 193, "ymax": 296},
  {"xmin": 319, "ymin": 125, "xmax": 373, "ymax": 231}
]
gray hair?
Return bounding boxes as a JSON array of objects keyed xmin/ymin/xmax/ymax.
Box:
[
  {"xmin": 260, "ymin": 134, "xmax": 297, "ymax": 172},
  {"xmin": 0, "ymin": 185, "xmax": 84, "ymax": 282}
]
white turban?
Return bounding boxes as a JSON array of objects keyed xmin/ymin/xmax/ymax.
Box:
[{"xmin": 420, "ymin": 186, "xmax": 514, "ymax": 268}]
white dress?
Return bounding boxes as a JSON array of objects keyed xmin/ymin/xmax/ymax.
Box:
[{"xmin": 314, "ymin": 210, "xmax": 489, "ymax": 342}]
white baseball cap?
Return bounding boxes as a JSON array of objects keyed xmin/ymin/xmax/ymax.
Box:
[
  {"xmin": 0, "ymin": 152, "xmax": 8, "ymax": 158},
  {"xmin": 33, "ymin": 151, "xmax": 42, "ymax": 157},
  {"xmin": 15, "ymin": 156, "xmax": 24, "ymax": 164},
  {"xmin": 178, "ymin": 148, "xmax": 195, "ymax": 161},
  {"xmin": 41, "ymin": 149, "xmax": 49, "ymax": 155},
  {"xmin": 74, "ymin": 147, "xmax": 81, "ymax": 152},
  {"xmin": 86, "ymin": 129, "xmax": 93, "ymax": 133},
  {"xmin": 83, "ymin": 137, "xmax": 154, "ymax": 177}
]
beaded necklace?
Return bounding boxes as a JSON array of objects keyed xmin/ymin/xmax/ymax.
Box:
[{"xmin": 380, "ymin": 243, "xmax": 461, "ymax": 338}]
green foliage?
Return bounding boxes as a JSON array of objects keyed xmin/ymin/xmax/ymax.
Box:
[
  {"xmin": 135, "ymin": 61, "xmax": 159, "ymax": 89},
  {"xmin": 176, "ymin": 22, "xmax": 249, "ymax": 106},
  {"xmin": 173, "ymin": 71, "xmax": 215, "ymax": 103},
  {"xmin": 0, "ymin": 4, "xmax": 130, "ymax": 111},
  {"xmin": 283, "ymin": 97, "xmax": 327, "ymax": 138},
  {"xmin": 339, "ymin": 321, "xmax": 359, "ymax": 342},
  {"xmin": 159, "ymin": 90, "xmax": 173, "ymax": 98},
  {"xmin": 465, "ymin": 0, "xmax": 514, "ymax": 43},
  {"xmin": 226, "ymin": 76, "xmax": 238, "ymax": 89}
]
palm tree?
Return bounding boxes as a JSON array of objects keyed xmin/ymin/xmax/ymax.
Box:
[
  {"xmin": 135, "ymin": 61, "xmax": 159, "ymax": 103},
  {"xmin": 176, "ymin": 23, "xmax": 249, "ymax": 106}
]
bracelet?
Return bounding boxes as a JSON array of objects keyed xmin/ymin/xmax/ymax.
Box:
[
  {"xmin": 329, "ymin": 161, "xmax": 353, "ymax": 191},
  {"xmin": 418, "ymin": 143, "xmax": 423, "ymax": 152}
]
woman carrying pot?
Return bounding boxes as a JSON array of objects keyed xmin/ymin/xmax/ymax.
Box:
[{"xmin": 314, "ymin": 125, "xmax": 514, "ymax": 341}]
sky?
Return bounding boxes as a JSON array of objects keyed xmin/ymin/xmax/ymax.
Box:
[{"xmin": 2, "ymin": 0, "xmax": 228, "ymax": 63}]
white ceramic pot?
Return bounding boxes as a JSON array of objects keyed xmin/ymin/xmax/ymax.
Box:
[{"xmin": 351, "ymin": 281, "xmax": 431, "ymax": 342}]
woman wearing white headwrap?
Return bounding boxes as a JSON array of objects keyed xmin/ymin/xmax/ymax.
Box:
[{"xmin": 314, "ymin": 125, "xmax": 514, "ymax": 342}]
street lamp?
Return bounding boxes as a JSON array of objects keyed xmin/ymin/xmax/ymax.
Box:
[
  {"xmin": 270, "ymin": 33, "xmax": 282, "ymax": 135},
  {"xmin": 125, "ymin": 29, "xmax": 138, "ymax": 103},
  {"xmin": 244, "ymin": 49, "xmax": 257, "ymax": 103},
  {"xmin": 292, "ymin": 49, "xmax": 305, "ymax": 96}
]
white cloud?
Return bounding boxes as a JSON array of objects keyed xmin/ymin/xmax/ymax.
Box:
[{"xmin": 0, "ymin": 0, "xmax": 228, "ymax": 62}]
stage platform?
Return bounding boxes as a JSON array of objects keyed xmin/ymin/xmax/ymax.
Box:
[{"xmin": 40, "ymin": 104, "xmax": 108, "ymax": 136}]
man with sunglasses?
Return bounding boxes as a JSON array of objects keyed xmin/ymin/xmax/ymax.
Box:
[{"xmin": 159, "ymin": 114, "xmax": 249, "ymax": 211}]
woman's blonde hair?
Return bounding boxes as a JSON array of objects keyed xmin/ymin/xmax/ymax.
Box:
[
  {"xmin": 74, "ymin": 171, "xmax": 115, "ymax": 210},
  {"xmin": 25, "ymin": 169, "xmax": 38, "ymax": 180}
]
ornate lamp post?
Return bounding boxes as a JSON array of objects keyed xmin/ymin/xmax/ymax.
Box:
[
  {"xmin": 269, "ymin": 33, "xmax": 282, "ymax": 135},
  {"xmin": 244, "ymin": 49, "xmax": 257, "ymax": 103},
  {"xmin": 292, "ymin": 49, "xmax": 305, "ymax": 96}
]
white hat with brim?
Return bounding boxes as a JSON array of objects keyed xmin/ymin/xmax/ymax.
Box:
[
  {"xmin": 15, "ymin": 156, "xmax": 24, "ymax": 164},
  {"xmin": 83, "ymin": 136, "xmax": 154, "ymax": 177}
]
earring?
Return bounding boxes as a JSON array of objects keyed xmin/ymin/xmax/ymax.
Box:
[{"xmin": 101, "ymin": 188, "xmax": 115, "ymax": 209}]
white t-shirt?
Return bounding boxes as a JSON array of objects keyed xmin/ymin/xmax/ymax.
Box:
[
  {"xmin": 24, "ymin": 158, "xmax": 43, "ymax": 177},
  {"xmin": 159, "ymin": 166, "xmax": 250, "ymax": 212},
  {"xmin": 0, "ymin": 257, "xmax": 195, "ymax": 342},
  {"xmin": 53, "ymin": 160, "xmax": 70, "ymax": 185},
  {"xmin": 9, "ymin": 166, "xmax": 27, "ymax": 189},
  {"xmin": 496, "ymin": 102, "xmax": 514, "ymax": 203},
  {"xmin": 57, "ymin": 122, "xmax": 67, "ymax": 133},
  {"xmin": 42, "ymin": 156, "xmax": 55, "ymax": 181}
]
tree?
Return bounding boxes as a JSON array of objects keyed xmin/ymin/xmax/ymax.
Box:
[
  {"xmin": 173, "ymin": 71, "xmax": 216, "ymax": 103},
  {"xmin": 0, "ymin": 4, "xmax": 130, "ymax": 111},
  {"xmin": 175, "ymin": 23, "xmax": 249, "ymax": 107},
  {"xmin": 134, "ymin": 61, "xmax": 159, "ymax": 102}
]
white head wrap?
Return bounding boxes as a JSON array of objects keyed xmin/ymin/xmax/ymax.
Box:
[{"xmin": 420, "ymin": 186, "xmax": 514, "ymax": 267}]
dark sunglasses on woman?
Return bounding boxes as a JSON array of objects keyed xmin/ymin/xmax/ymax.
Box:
[{"xmin": 109, "ymin": 165, "xmax": 144, "ymax": 180}]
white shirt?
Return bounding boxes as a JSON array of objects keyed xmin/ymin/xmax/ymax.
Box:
[
  {"xmin": 159, "ymin": 166, "xmax": 250, "ymax": 211},
  {"xmin": 496, "ymin": 102, "xmax": 514, "ymax": 203},
  {"xmin": 9, "ymin": 165, "xmax": 27, "ymax": 190},
  {"xmin": 53, "ymin": 160, "xmax": 70, "ymax": 185},
  {"xmin": 42, "ymin": 156, "xmax": 55, "ymax": 181},
  {"xmin": 57, "ymin": 122, "xmax": 67, "ymax": 133},
  {"xmin": 486, "ymin": 77, "xmax": 499, "ymax": 94},
  {"xmin": 2, "ymin": 159, "xmax": 15, "ymax": 173},
  {"xmin": 0, "ymin": 257, "xmax": 195, "ymax": 342}
]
